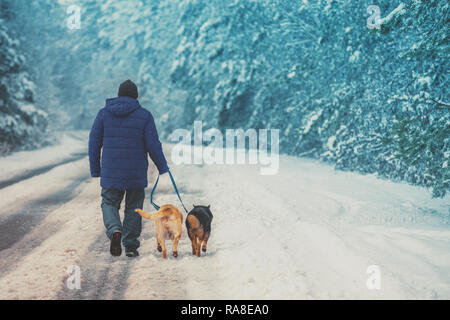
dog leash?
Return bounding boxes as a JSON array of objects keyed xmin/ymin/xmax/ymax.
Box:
[{"xmin": 150, "ymin": 170, "xmax": 189, "ymax": 213}]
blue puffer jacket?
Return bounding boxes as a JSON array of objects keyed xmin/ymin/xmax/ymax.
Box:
[{"xmin": 88, "ymin": 96, "xmax": 169, "ymax": 190}]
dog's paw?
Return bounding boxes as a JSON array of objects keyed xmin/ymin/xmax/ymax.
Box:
[
  {"xmin": 173, "ymin": 251, "xmax": 178, "ymax": 258},
  {"xmin": 202, "ymin": 247, "xmax": 207, "ymax": 253}
]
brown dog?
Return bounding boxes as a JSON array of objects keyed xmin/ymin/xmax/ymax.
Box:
[
  {"xmin": 186, "ymin": 205, "xmax": 213, "ymax": 257},
  {"xmin": 135, "ymin": 205, "xmax": 183, "ymax": 258}
]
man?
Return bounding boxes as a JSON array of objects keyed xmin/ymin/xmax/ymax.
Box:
[{"xmin": 88, "ymin": 80, "xmax": 169, "ymax": 257}]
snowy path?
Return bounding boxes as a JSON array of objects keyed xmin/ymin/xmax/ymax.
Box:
[
  {"xmin": 0, "ymin": 134, "xmax": 449, "ymax": 299},
  {"xmin": 0, "ymin": 131, "xmax": 88, "ymax": 189}
]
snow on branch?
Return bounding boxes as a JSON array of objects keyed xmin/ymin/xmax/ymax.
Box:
[
  {"xmin": 430, "ymin": 97, "xmax": 450, "ymax": 108},
  {"xmin": 378, "ymin": 3, "xmax": 406, "ymax": 26}
]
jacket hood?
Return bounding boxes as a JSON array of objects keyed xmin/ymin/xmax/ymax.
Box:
[{"xmin": 105, "ymin": 96, "xmax": 141, "ymax": 117}]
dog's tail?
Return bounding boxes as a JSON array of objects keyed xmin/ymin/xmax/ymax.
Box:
[{"xmin": 135, "ymin": 208, "xmax": 165, "ymax": 220}]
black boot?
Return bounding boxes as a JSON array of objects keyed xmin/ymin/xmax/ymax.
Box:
[
  {"xmin": 110, "ymin": 231, "xmax": 122, "ymax": 256},
  {"xmin": 125, "ymin": 247, "xmax": 139, "ymax": 258}
]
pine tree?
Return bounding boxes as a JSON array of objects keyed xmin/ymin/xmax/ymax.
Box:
[{"xmin": 0, "ymin": 19, "xmax": 47, "ymax": 154}]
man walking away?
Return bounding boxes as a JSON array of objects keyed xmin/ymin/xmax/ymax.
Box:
[{"xmin": 88, "ymin": 80, "xmax": 169, "ymax": 257}]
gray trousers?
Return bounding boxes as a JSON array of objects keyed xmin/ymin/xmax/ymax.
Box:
[{"xmin": 101, "ymin": 188, "xmax": 144, "ymax": 249}]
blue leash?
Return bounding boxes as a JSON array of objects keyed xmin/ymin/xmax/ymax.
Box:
[{"xmin": 150, "ymin": 170, "xmax": 188, "ymax": 213}]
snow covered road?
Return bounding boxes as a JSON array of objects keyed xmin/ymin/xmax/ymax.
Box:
[{"xmin": 0, "ymin": 133, "xmax": 449, "ymax": 299}]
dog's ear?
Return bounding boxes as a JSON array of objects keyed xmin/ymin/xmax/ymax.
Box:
[
  {"xmin": 193, "ymin": 204, "xmax": 197, "ymax": 208},
  {"xmin": 207, "ymin": 204, "xmax": 210, "ymax": 209}
]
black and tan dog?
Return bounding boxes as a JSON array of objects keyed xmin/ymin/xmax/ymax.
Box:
[
  {"xmin": 186, "ymin": 205, "xmax": 213, "ymax": 257},
  {"xmin": 135, "ymin": 205, "xmax": 183, "ymax": 258}
]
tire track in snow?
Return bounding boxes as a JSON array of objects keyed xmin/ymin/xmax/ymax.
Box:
[
  {"xmin": 56, "ymin": 183, "xmax": 164, "ymax": 300},
  {"xmin": 0, "ymin": 171, "xmax": 90, "ymax": 252},
  {"xmin": 0, "ymin": 159, "xmax": 90, "ymax": 278},
  {"xmin": 0, "ymin": 152, "xmax": 87, "ymax": 190},
  {"xmin": 57, "ymin": 233, "xmax": 137, "ymax": 300},
  {"xmin": 0, "ymin": 180, "xmax": 104, "ymax": 299}
]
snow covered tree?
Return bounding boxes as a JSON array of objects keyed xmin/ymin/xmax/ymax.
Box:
[
  {"xmin": 0, "ymin": 18, "xmax": 47, "ymax": 153},
  {"xmin": 164, "ymin": 0, "xmax": 449, "ymax": 197},
  {"xmin": 2, "ymin": 0, "xmax": 447, "ymax": 197}
]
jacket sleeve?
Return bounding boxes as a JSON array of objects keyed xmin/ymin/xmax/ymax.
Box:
[
  {"xmin": 144, "ymin": 113, "xmax": 169, "ymax": 174},
  {"xmin": 88, "ymin": 110, "xmax": 103, "ymax": 177}
]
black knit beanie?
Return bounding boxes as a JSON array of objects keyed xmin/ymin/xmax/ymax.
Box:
[{"xmin": 118, "ymin": 80, "xmax": 138, "ymax": 99}]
